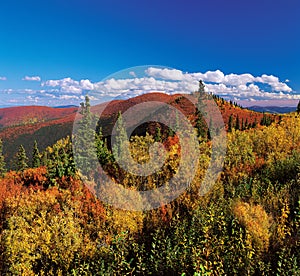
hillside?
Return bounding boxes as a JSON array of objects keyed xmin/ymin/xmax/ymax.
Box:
[
  {"xmin": 0, "ymin": 106, "xmax": 77, "ymax": 128},
  {"xmin": 0, "ymin": 106, "xmax": 77, "ymax": 168},
  {"xmin": 0, "ymin": 93, "xmax": 299, "ymax": 275},
  {"xmin": 93, "ymin": 93, "xmax": 280, "ymax": 137},
  {"xmin": 247, "ymin": 105, "xmax": 296, "ymax": 114},
  {"xmin": 0, "ymin": 93, "xmax": 281, "ymax": 168}
]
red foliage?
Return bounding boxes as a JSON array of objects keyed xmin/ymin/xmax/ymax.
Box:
[
  {"xmin": 58, "ymin": 176, "xmax": 106, "ymax": 223},
  {"xmin": 0, "ymin": 106, "xmax": 77, "ymax": 128},
  {"xmin": 164, "ymin": 135, "xmax": 180, "ymax": 151},
  {"xmin": 14, "ymin": 167, "xmax": 48, "ymax": 187}
]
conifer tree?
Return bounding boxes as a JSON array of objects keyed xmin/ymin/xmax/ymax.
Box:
[
  {"xmin": 198, "ymin": 80, "xmax": 205, "ymax": 96},
  {"xmin": 0, "ymin": 139, "xmax": 6, "ymax": 177},
  {"xmin": 32, "ymin": 140, "xmax": 41, "ymax": 168},
  {"xmin": 113, "ymin": 111, "xmax": 129, "ymax": 162},
  {"xmin": 228, "ymin": 114, "xmax": 233, "ymax": 132},
  {"xmin": 16, "ymin": 145, "xmax": 28, "ymax": 171},
  {"xmin": 95, "ymin": 127, "xmax": 112, "ymax": 165},
  {"xmin": 74, "ymin": 95, "xmax": 97, "ymax": 179},
  {"xmin": 297, "ymin": 100, "xmax": 300, "ymax": 114},
  {"xmin": 196, "ymin": 80, "xmax": 208, "ymax": 139},
  {"xmin": 252, "ymin": 118, "xmax": 257, "ymax": 128},
  {"xmin": 235, "ymin": 115, "xmax": 240, "ymax": 130},
  {"xmin": 245, "ymin": 118, "xmax": 249, "ymax": 129},
  {"xmin": 207, "ymin": 116, "xmax": 214, "ymax": 140},
  {"xmin": 155, "ymin": 125, "xmax": 162, "ymax": 142}
]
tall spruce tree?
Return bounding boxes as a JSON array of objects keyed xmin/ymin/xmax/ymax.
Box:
[
  {"xmin": 196, "ymin": 80, "xmax": 208, "ymax": 139},
  {"xmin": 228, "ymin": 114, "xmax": 233, "ymax": 132},
  {"xmin": 74, "ymin": 95, "xmax": 97, "ymax": 179},
  {"xmin": 113, "ymin": 111, "xmax": 129, "ymax": 162},
  {"xmin": 32, "ymin": 140, "xmax": 41, "ymax": 168},
  {"xmin": 0, "ymin": 139, "xmax": 6, "ymax": 177},
  {"xmin": 95, "ymin": 127, "xmax": 112, "ymax": 165},
  {"xmin": 241, "ymin": 118, "xmax": 245, "ymax": 131},
  {"xmin": 235, "ymin": 115, "xmax": 240, "ymax": 130},
  {"xmin": 16, "ymin": 145, "xmax": 28, "ymax": 171}
]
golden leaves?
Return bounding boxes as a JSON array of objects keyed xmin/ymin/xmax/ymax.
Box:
[{"xmin": 233, "ymin": 201, "xmax": 272, "ymax": 252}]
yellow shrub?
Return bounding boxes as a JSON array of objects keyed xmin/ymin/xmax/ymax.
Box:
[
  {"xmin": 2, "ymin": 188, "xmax": 96, "ymax": 275},
  {"xmin": 233, "ymin": 201, "xmax": 271, "ymax": 252}
]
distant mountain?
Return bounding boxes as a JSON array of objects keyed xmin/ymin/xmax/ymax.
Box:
[
  {"xmin": 53, "ymin": 105, "xmax": 78, "ymax": 108},
  {"xmin": 247, "ymin": 106, "xmax": 296, "ymax": 114},
  {"xmin": 0, "ymin": 106, "xmax": 78, "ymax": 168},
  {"xmin": 0, "ymin": 106, "xmax": 78, "ymax": 129}
]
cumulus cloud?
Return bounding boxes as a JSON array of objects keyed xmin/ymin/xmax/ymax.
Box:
[
  {"xmin": 42, "ymin": 67, "xmax": 299, "ymax": 104},
  {"xmin": 254, "ymin": 74, "xmax": 292, "ymax": 92},
  {"xmin": 26, "ymin": 95, "xmax": 40, "ymax": 103},
  {"xmin": 22, "ymin": 76, "xmax": 41, "ymax": 81},
  {"xmin": 59, "ymin": 95, "xmax": 81, "ymax": 100},
  {"xmin": 129, "ymin": 71, "xmax": 137, "ymax": 77},
  {"xmin": 80, "ymin": 79, "xmax": 94, "ymax": 90},
  {"xmin": 12, "ymin": 67, "xmax": 296, "ymax": 106},
  {"xmin": 0, "ymin": 76, "xmax": 7, "ymax": 81},
  {"xmin": 42, "ymin": 77, "xmax": 94, "ymax": 94},
  {"xmin": 145, "ymin": 67, "xmax": 185, "ymax": 81},
  {"xmin": 144, "ymin": 67, "xmax": 294, "ymax": 100}
]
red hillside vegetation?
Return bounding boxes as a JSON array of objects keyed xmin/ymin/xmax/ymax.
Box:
[
  {"xmin": 0, "ymin": 93, "xmax": 281, "ymax": 168},
  {"xmin": 0, "ymin": 106, "xmax": 77, "ymax": 128}
]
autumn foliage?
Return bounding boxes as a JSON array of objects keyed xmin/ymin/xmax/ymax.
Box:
[{"xmin": 0, "ymin": 96, "xmax": 299, "ymax": 275}]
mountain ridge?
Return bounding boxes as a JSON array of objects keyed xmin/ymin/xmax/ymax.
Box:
[{"xmin": 0, "ymin": 93, "xmax": 283, "ymax": 168}]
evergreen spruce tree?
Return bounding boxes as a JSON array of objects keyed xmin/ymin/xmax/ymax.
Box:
[
  {"xmin": 0, "ymin": 139, "xmax": 6, "ymax": 177},
  {"xmin": 297, "ymin": 100, "xmax": 300, "ymax": 114},
  {"xmin": 261, "ymin": 113, "xmax": 266, "ymax": 126},
  {"xmin": 245, "ymin": 118, "xmax": 249, "ymax": 129},
  {"xmin": 196, "ymin": 80, "xmax": 208, "ymax": 139},
  {"xmin": 16, "ymin": 145, "xmax": 28, "ymax": 171},
  {"xmin": 95, "ymin": 127, "xmax": 112, "ymax": 165},
  {"xmin": 228, "ymin": 114, "xmax": 233, "ymax": 132},
  {"xmin": 41, "ymin": 151, "xmax": 49, "ymax": 167},
  {"xmin": 113, "ymin": 111, "xmax": 129, "ymax": 162},
  {"xmin": 198, "ymin": 80, "xmax": 205, "ymax": 96},
  {"xmin": 74, "ymin": 95, "xmax": 97, "ymax": 179},
  {"xmin": 241, "ymin": 118, "xmax": 245, "ymax": 131},
  {"xmin": 252, "ymin": 118, "xmax": 257, "ymax": 128},
  {"xmin": 32, "ymin": 140, "xmax": 41, "ymax": 168},
  {"xmin": 235, "ymin": 115, "xmax": 240, "ymax": 130},
  {"xmin": 155, "ymin": 125, "xmax": 162, "ymax": 142},
  {"xmin": 207, "ymin": 116, "xmax": 214, "ymax": 140}
]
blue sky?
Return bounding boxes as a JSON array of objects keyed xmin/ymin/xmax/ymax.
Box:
[{"xmin": 0, "ymin": 0, "xmax": 299, "ymax": 107}]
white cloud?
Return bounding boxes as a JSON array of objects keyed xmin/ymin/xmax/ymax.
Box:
[
  {"xmin": 0, "ymin": 76, "xmax": 7, "ymax": 81},
  {"xmin": 59, "ymin": 95, "xmax": 80, "ymax": 100},
  {"xmin": 13, "ymin": 67, "xmax": 296, "ymax": 106},
  {"xmin": 198, "ymin": 70, "xmax": 225, "ymax": 83},
  {"xmin": 26, "ymin": 95, "xmax": 40, "ymax": 103},
  {"xmin": 129, "ymin": 71, "xmax": 137, "ymax": 77},
  {"xmin": 145, "ymin": 67, "xmax": 185, "ymax": 81},
  {"xmin": 42, "ymin": 77, "xmax": 94, "ymax": 94},
  {"xmin": 256, "ymin": 74, "xmax": 278, "ymax": 84},
  {"xmin": 80, "ymin": 79, "xmax": 94, "ymax": 90},
  {"xmin": 143, "ymin": 67, "xmax": 294, "ymax": 98},
  {"xmin": 223, "ymin": 73, "xmax": 255, "ymax": 86},
  {"xmin": 255, "ymin": 74, "xmax": 292, "ymax": 92},
  {"xmin": 22, "ymin": 76, "xmax": 41, "ymax": 82},
  {"xmin": 43, "ymin": 77, "xmax": 78, "ymax": 88}
]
